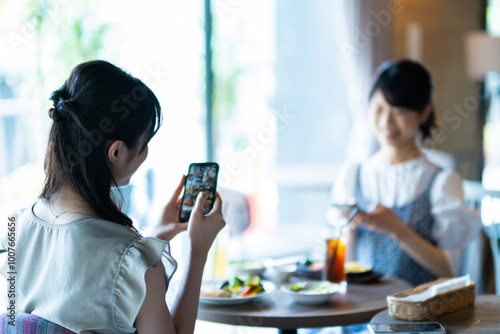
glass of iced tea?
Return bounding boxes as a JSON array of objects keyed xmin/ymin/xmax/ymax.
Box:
[{"xmin": 322, "ymin": 225, "xmax": 347, "ymax": 291}]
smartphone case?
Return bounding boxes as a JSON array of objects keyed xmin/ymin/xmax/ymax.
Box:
[{"xmin": 386, "ymin": 277, "xmax": 475, "ymax": 321}]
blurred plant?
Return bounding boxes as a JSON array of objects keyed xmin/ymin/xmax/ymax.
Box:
[
  {"xmin": 23, "ymin": 0, "xmax": 111, "ymax": 83},
  {"xmin": 212, "ymin": 20, "xmax": 244, "ymax": 123},
  {"xmin": 0, "ymin": 0, "xmax": 111, "ymax": 210},
  {"xmin": 14, "ymin": 0, "xmax": 110, "ymax": 149}
]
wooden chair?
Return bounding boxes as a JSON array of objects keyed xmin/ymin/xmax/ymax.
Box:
[
  {"xmin": 462, "ymin": 180, "xmax": 500, "ymax": 295},
  {"xmin": 0, "ymin": 312, "xmax": 76, "ymax": 334}
]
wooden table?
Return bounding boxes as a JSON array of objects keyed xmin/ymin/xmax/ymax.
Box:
[
  {"xmin": 198, "ymin": 276, "xmax": 412, "ymax": 334},
  {"xmin": 370, "ymin": 294, "xmax": 500, "ymax": 334}
]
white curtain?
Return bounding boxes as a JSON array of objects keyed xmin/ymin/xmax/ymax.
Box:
[{"xmin": 332, "ymin": 0, "xmax": 395, "ymax": 162}]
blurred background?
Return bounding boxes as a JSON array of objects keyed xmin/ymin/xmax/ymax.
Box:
[{"xmin": 1, "ymin": 1, "xmax": 500, "ymax": 328}]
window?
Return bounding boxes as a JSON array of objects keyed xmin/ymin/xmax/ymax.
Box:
[
  {"xmin": 0, "ymin": 0, "xmax": 353, "ymax": 301},
  {"xmin": 0, "ymin": 0, "xmax": 206, "ymax": 291},
  {"xmin": 212, "ymin": 0, "xmax": 351, "ymax": 262}
]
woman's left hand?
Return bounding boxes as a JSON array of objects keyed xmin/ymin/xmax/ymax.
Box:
[
  {"xmin": 152, "ymin": 175, "xmax": 188, "ymax": 241},
  {"xmin": 352, "ymin": 204, "xmax": 407, "ymax": 237}
]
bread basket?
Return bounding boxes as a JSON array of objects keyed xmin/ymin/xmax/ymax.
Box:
[{"xmin": 387, "ymin": 277, "xmax": 475, "ymax": 321}]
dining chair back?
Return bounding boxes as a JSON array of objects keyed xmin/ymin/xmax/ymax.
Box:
[
  {"xmin": 218, "ymin": 187, "xmax": 251, "ymax": 236},
  {"xmin": 0, "ymin": 312, "xmax": 76, "ymax": 334},
  {"xmin": 462, "ymin": 180, "xmax": 500, "ymax": 295}
]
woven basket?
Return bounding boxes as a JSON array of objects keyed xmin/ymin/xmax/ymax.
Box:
[{"xmin": 387, "ymin": 278, "xmax": 476, "ymax": 321}]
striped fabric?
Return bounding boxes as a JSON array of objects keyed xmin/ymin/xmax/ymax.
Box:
[{"xmin": 0, "ymin": 313, "xmax": 76, "ymax": 334}]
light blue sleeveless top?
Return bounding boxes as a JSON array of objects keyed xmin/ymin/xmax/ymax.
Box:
[
  {"xmin": 355, "ymin": 167, "xmax": 441, "ymax": 286},
  {"xmin": 0, "ymin": 207, "xmax": 177, "ymax": 333}
]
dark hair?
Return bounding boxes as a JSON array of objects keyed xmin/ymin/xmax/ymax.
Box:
[
  {"xmin": 41, "ymin": 60, "xmax": 162, "ymax": 229},
  {"xmin": 369, "ymin": 60, "xmax": 437, "ymax": 139}
]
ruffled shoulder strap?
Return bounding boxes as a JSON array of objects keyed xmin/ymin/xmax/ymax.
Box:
[{"xmin": 112, "ymin": 237, "xmax": 177, "ymax": 332}]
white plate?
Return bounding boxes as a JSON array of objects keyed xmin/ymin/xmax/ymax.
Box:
[
  {"xmin": 200, "ymin": 280, "xmax": 275, "ymax": 305},
  {"xmin": 281, "ymin": 281, "xmax": 339, "ymax": 305}
]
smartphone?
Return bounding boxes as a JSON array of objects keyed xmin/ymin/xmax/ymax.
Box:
[
  {"xmin": 178, "ymin": 162, "xmax": 219, "ymax": 222},
  {"xmin": 368, "ymin": 323, "xmax": 446, "ymax": 334}
]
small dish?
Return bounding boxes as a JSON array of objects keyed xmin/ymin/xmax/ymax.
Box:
[
  {"xmin": 347, "ymin": 271, "xmax": 384, "ymax": 284},
  {"xmin": 264, "ymin": 264, "xmax": 297, "ymax": 284},
  {"xmin": 294, "ymin": 261, "xmax": 322, "ymax": 280},
  {"xmin": 281, "ymin": 281, "xmax": 339, "ymax": 305}
]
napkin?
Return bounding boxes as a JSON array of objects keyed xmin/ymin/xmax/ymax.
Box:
[{"xmin": 397, "ymin": 275, "xmax": 472, "ymax": 302}]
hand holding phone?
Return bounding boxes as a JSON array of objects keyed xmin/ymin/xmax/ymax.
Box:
[
  {"xmin": 178, "ymin": 162, "xmax": 219, "ymax": 222},
  {"xmin": 152, "ymin": 175, "xmax": 189, "ymax": 241}
]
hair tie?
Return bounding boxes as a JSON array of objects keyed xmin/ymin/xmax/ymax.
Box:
[
  {"xmin": 57, "ymin": 98, "xmax": 68, "ymax": 110},
  {"xmin": 49, "ymin": 98, "xmax": 70, "ymax": 122}
]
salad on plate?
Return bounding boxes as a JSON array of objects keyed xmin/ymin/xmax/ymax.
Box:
[{"xmin": 200, "ymin": 275, "xmax": 273, "ymax": 305}]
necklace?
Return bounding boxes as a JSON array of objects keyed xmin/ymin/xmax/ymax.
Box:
[{"xmin": 46, "ymin": 200, "xmax": 87, "ymax": 223}]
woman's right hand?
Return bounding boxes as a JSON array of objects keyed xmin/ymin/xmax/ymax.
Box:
[
  {"xmin": 187, "ymin": 191, "xmax": 225, "ymax": 255},
  {"xmin": 351, "ymin": 204, "xmax": 407, "ymax": 238}
]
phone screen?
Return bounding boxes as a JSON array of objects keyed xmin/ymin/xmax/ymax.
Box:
[
  {"xmin": 369, "ymin": 323, "xmax": 446, "ymax": 333},
  {"xmin": 178, "ymin": 162, "xmax": 219, "ymax": 222}
]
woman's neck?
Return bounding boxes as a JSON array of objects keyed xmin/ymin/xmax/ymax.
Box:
[
  {"xmin": 381, "ymin": 142, "xmax": 422, "ymax": 164},
  {"xmin": 42, "ymin": 185, "xmax": 96, "ymax": 222},
  {"xmin": 51, "ymin": 185, "xmax": 86, "ymax": 206}
]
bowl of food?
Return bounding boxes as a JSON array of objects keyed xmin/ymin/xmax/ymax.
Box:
[
  {"xmin": 344, "ymin": 261, "xmax": 372, "ymax": 275},
  {"xmin": 295, "ymin": 259, "xmax": 323, "ymax": 280},
  {"xmin": 345, "ymin": 261, "xmax": 383, "ymax": 284},
  {"xmin": 281, "ymin": 281, "xmax": 339, "ymax": 305}
]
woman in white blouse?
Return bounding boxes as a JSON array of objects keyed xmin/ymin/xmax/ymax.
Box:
[{"xmin": 330, "ymin": 60, "xmax": 481, "ymax": 286}]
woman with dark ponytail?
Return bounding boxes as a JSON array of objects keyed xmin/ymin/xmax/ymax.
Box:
[
  {"xmin": 329, "ymin": 60, "xmax": 481, "ymax": 287},
  {"xmin": 41, "ymin": 61, "xmax": 161, "ymax": 229},
  {"xmin": 1, "ymin": 60, "xmax": 225, "ymax": 333}
]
